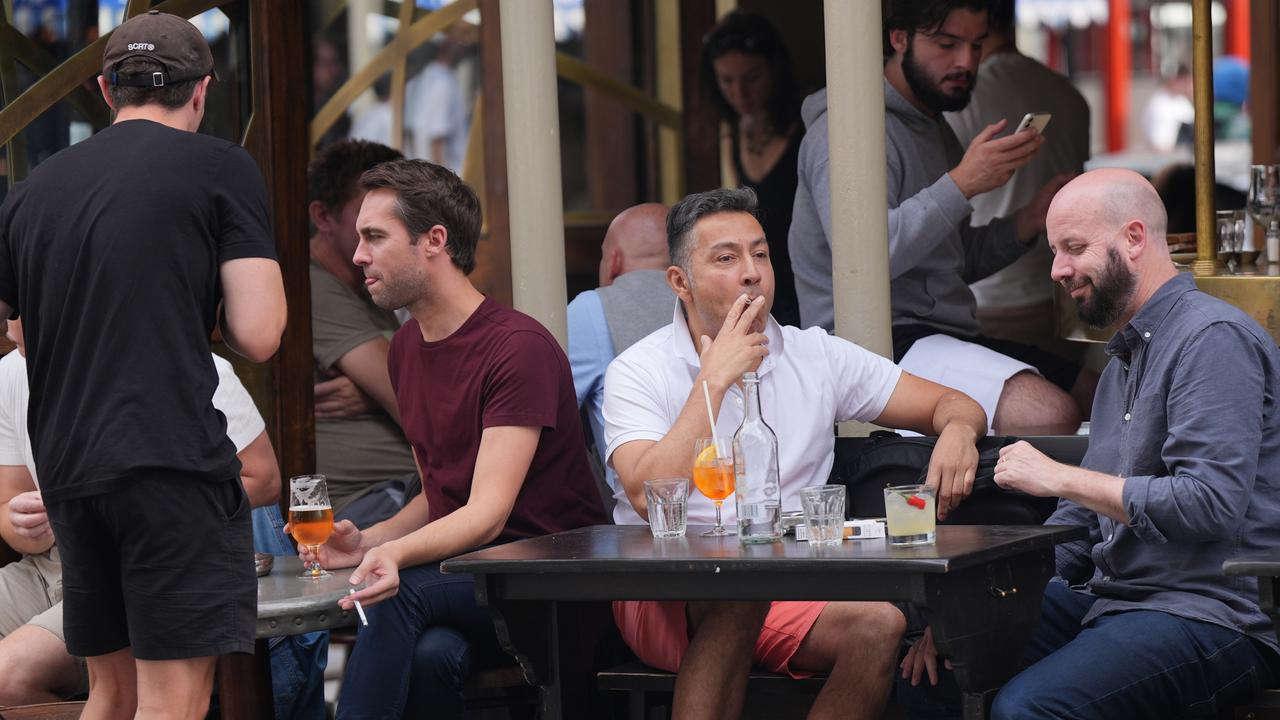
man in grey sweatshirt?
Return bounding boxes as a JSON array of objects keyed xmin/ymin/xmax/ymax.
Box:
[{"xmin": 790, "ymin": 0, "xmax": 1088, "ymax": 435}]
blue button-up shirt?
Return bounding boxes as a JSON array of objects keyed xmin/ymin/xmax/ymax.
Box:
[{"xmin": 1050, "ymin": 272, "xmax": 1280, "ymax": 651}]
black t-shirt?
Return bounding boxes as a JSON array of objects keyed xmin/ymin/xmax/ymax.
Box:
[{"xmin": 0, "ymin": 120, "xmax": 277, "ymax": 503}]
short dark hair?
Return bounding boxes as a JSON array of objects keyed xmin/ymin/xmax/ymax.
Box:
[
  {"xmin": 882, "ymin": 0, "xmax": 990, "ymax": 60},
  {"xmin": 308, "ymin": 139, "xmax": 403, "ymax": 210},
  {"xmin": 359, "ymin": 160, "xmax": 481, "ymax": 275},
  {"xmin": 700, "ymin": 10, "xmax": 800, "ymax": 134},
  {"xmin": 107, "ymin": 56, "xmax": 201, "ymax": 110},
  {"xmin": 667, "ymin": 187, "xmax": 758, "ymax": 272},
  {"xmin": 987, "ymin": 0, "xmax": 1014, "ymax": 37}
]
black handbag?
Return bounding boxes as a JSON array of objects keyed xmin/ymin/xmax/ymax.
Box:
[{"xmin": 830, "ymin": 431, "xmax": 1058, "ymax": 525}]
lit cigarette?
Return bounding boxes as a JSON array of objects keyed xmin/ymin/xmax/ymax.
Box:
[{"xmin": 348, "ymin": 588, "xmax": 368, "ymax": 626}]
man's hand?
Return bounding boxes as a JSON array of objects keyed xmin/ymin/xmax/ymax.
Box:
[
  {"xmin": 696, "ymin": 294, "xmax": 769, "ymax": 392},
  {"xmin": 339, "ymin": 544, "xmax": 401, "ymax": 609},
  {"xmin": 8, "ymin": 490, "xmax": 51, "ymax": 544},
  {"xmin": 993, "ymin": 441, "xmax": 1065, "ymax": 497},
  {"xmin": 925, "ymin": 424, "xmax": 979, "ymax": 520},
  {"xmin": 948, "ymin": 119, "xmax": 1044, "ymax": 199},
  {"xmin": 900, "ymin": 626, "xmax": 952, "ymax": 686},
  {"xmin": 1013, "ymin": 172, "xmax": 1074, "ymax": 245},
  {"xmin": 315, "ymin": 373, "xmax": 376, "ymax": 418},
  {"xmin": 293, "ymin": 518, "xmax": 366, "ymax": 570}
]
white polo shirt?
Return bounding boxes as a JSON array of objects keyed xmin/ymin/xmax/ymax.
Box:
[{"xmin": 603, "ymin": 305, "xmax": 902, "ymax": 526}]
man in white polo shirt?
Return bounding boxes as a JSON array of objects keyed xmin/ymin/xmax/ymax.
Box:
[{"xmin": 602, "ymin": 188, "xmax": 988, "ymax": 720}]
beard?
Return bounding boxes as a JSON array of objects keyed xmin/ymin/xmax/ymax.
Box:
[
  {"xmin": 1066, "ymin": 246, "xmax": 1137, "ymax": 329},
  {"xmin": 368, "ymin": 267, "xmax": 428, "ymax": 311},
  {"xmin": 902, "ymin": 39, "xmax": 976, "ymax": 113}
]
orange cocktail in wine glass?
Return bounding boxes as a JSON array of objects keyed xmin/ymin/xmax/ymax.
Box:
[{"xmin": 693, "ymin": 437, "xmax": 737, "ymax": 536}]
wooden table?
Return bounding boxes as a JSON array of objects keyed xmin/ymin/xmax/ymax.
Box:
[
  {"xmin": 218, "ymin": 556, "xmax": 359, "ymax": 719},
  {"xmin": 442, "ymin": 524, "xmax": 1086, "ymax": 720}
]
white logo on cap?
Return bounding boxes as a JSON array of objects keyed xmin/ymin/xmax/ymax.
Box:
[{"xmin": 127, "ymin": 42, "xmax": 156, "ymax": 51}]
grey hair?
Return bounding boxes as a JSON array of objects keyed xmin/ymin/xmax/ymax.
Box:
[{"xmin": 666, "ymin": 187, "xmax": 759, "ymax": 273}]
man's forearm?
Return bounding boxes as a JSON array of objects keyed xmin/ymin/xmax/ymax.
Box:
[
  {"xmin": 931, "ymin": 390, "xmax": 987, "ymax": 440},
  {"xmin": 1056, "ymin": 468, "xmax": 1127, "ymax": 523},
  {"xmin": 360, "ymin": 491, "xmax": 430, "ymax": 549},
  {"xmin": 623, "ymin": 376, "xmax": 730, "ymax": 513}
]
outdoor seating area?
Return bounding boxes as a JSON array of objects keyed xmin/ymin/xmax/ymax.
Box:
[{"xmin": 2, "ymin": 0, "xmax": 1280, "ymax": 719}]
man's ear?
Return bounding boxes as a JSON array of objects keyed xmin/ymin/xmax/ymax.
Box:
[
  {"xmin": 97, "ymin": 76, "xmax": 116, "ymax": 110},
  {"xmin": 191, "ymin": 75, "xmax": 211, "ymax": 116},
  {"xmin": 889, "ymin": 29, "xmax": 910, "ymax": 57},
  {"xmin": 667, "ymin": 265, "xmax": 692, "ymax": 302},
  {"xmin": 419, "ymin": 225, "xmax": 449, "ymax": 259},
  {"xmin": 309, "ymin": 201, "xmax": 334, "ymax": 232},
  {"xmin": 606, "ymin": 247, "xmax": 624, "ymax": 283},
  {"xmin": 1124, "ymin": 220, "xmax": 1147, "ymax": 260}
]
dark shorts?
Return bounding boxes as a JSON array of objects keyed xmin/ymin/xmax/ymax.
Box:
[
  {"xmin": 47, "ymin": 475, "xmax": 256, "ymax": 660},
  {"xmin": 892, "ymin": 323, "xmax": 1082, "ymax": 394}
]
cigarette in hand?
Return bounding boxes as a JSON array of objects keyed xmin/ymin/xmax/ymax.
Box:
[{"xmin": 348, "ymin": 588, "xmax": 368, "ymax": 626}]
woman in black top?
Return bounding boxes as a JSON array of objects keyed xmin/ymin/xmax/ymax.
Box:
[{"xmin": 701, "ymin": 10, "xmax": 804, "ymax": 326}]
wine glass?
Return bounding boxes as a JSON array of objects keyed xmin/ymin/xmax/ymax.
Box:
[
  {"xmin": 1248, "ymin": 165, "xmax": 1280, "ymax": 263},
  {"xmin": 693, "ymin": 437, "xmax": 737, "ymax": 537},
  {"xmin": 289, "ymin": 474, "xmax": 334, "ymax": 579}
]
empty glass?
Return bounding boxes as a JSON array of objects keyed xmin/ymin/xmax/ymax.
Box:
[
  {"xmin": 644, "ymin": 478, "xmax": 689, "ymax": 539},
  {"xmin": 1216, "ymin": 209, "xmax": 1244, "ymax": 273},
  {"xmin": 799, "ymin": 485, "xmax": 846, "ymax": 547}
]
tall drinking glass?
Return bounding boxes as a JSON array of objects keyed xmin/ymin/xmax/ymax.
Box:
[
  {"xmin": 289, "ymin": 474, "xmax": 334, "ymax": 579},
  {"xmin": 693, "ymin": 437, "xmax": 737, "ymax": 537},
  {"xmin": 1248, "ymin": 165, "xmax": 1280, "ymax": 264}
]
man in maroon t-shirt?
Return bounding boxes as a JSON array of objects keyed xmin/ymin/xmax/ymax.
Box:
[{"xmin": 302, "ymin": 159, "xmax": 606, "ymax": 718}]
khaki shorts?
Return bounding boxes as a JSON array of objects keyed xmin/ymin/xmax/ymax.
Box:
[{"xmin": 0, "ymin": 547, "xmax": 64, "ymax": 640}]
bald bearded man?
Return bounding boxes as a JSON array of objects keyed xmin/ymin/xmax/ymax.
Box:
[
  {"xmin": 905, "ymin": 169, "xmax": 1280, "ymax": 718},
  {"xmin": 568, "ymin": 204, "xmax": 676, "ymax": 521}
]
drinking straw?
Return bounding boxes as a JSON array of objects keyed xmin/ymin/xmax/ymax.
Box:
[{"xmin": 701, "ymin": 380, "xmax": 719, "ymax": 446}]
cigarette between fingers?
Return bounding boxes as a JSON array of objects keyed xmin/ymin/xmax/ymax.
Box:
[{"xmin": 348, "ymin": 588, "xmax": 368, "ymax": 626}]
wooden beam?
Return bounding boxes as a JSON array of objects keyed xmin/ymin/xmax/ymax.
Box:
[
  {"xmin": 252, "ymin": 0, "xmax": 314, "ymax": 484},
  {"xmin": 475, "ymin": 0, "xmax": 513, "ymax": 307},
  {"xmin": 678, "ymin": 0, "xmax": 719, "ymax": 194},
  {"xmin": 1253, "ymin": 0, "xmax": 1278, "ymax": 164},
  {"xmin": 584, "ymin": 0, "xmax": 637, "ymax": 212}
]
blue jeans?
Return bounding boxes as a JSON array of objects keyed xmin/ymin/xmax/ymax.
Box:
[
  {"xmin": 252, "ymin": 506, "xmax": 330, "ymax": 720},
  {"xmin": 336, "ymin": 563, "xmax": 507, "ymax": 720},
  {"xmin": 990, "ymin": 580, "xmax": 1276, "ymax": 719}
]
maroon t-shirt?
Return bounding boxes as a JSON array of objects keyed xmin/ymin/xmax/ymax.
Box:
[{"xmin": 388, "ymin": 297, "xmax": 606, "ymax": 543}]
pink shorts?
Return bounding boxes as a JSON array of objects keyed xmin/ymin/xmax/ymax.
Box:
[{"xmin": 612, "ymin": 600, "xmax": 828, "ymax": 679}]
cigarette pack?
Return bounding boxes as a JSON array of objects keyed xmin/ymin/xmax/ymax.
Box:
[{"xmin": 795, "ymin": 518, "xmax": 885, "ymax": 542}]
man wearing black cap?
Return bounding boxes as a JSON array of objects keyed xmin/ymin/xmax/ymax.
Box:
[{"xmin": 0, "ymin": 11, "xmax": 286, "ymax": 720}]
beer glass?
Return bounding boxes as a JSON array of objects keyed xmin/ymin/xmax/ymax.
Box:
[
  {"xmin": 693, "ymin": 437, "xmax": 737, "ymax": 537},
  {"xmin": 289, "ymin": 474, "xmax": 335, "ymax": 579}
]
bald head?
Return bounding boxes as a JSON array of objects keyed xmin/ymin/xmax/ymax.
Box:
[
  {"xmin": 1048, "ymin": 169, "xmax": 1169, "ymax": 261},
  {"xmin": 599, "ymin": 203, "xmax": 670, "ymax": 287},
  {"xmin": 1047, "ymin": 168, "xmax": 1178, "ymax": 329}
]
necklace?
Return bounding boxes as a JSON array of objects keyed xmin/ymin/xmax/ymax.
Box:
[{"xmin": 742, "ymin": 120, "xmax": 775, "ymax": 156}]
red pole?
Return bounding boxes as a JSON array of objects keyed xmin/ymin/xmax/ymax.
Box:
[
  {"xmin": 1225, "ymin": 0, "xmax": 1251, "ymax": 60},
  {"xmin": 1105, "ymin": 0, "xmax": 1132, "ymax": 153}
]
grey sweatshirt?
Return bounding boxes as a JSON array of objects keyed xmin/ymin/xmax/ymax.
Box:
[{"xmin": 788, "ymin": 80, "xmax": 1029, "ymax": 336}]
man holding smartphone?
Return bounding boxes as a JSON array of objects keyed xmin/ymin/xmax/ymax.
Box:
[
  {"xmin": 946, "ymin": 0, "xmax": 1093, "ymax": 375},
  {"xmin": 790, "ymin": 0, "xmax": 1085, "ymax": 438}
]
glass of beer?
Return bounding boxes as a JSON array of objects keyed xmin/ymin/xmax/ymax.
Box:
[
  {"xmin": 693, "ymin": 437, "xmax": 737, "ymax": 537},
  {"xmin": 289, "ymin": 474, "xmax": 334, "ymax": 579}
]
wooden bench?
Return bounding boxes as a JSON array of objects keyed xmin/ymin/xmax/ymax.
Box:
[
  {"xmin": 598, "ymin": 661, "xmax": 824, "ymax": 720},
  {"xmin": 0, "ymin": 702, "xmax": 86, "ymax": 720}
]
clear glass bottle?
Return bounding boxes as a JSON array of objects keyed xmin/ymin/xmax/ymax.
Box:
[{"xmin": 734, "ymin": 372, "xmax": 782, "ymax": 543}]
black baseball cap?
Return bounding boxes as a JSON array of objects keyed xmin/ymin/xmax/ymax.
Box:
[{"xmin": 103, "ymin": 11, "xmax": 215, "ymax": 88}]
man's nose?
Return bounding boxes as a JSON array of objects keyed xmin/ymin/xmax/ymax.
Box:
[{"xmin": 1050, "ymin": 255, "xmax": 1071, "ymax": 283}]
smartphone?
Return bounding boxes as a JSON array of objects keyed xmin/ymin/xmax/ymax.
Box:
[{"xmin": 1015, "ymin": 112, "xmax": 1052, "ymax": 135}]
